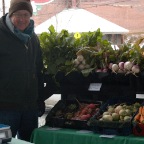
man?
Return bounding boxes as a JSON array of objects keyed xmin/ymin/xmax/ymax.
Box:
[{"xmin": 0, "ymin": 0, "xmax": 45, "ymax": 142}]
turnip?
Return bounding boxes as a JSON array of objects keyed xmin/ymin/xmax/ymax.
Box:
[
  {"xmin": 118, "ymin": 62, "xmax": 124, "ymax": 70},
  {"xmin": 124, "ymin": 61, "xmax": 133, "ymax": 71},
  {"xmin": 78, "ymin": 64, "xmax": 85, "ymax": 70},
  {"xmin": 112, "ymin": 64, "xmax": 119, "ymax": 73},
  {"xmin": 131, "ymin": 65, "xmax": 140, "ymax": 74},
  {"xmin": 77, "ymin": 55, "xmax": 84, "ymax": 62},
  {"xmin": 73, "ymin": 59, "xmax": 80, "ymax": 66}
]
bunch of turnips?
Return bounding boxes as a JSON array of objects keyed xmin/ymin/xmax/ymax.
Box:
[
  {"xmin": 72, "ymin": 41, "xmax": 144, "ymax": 76},
  {"xmin": 39, "ymin": 25, "xmax": 144, "ymax": 76},
  {"xmin": 109, "ymin": 61, "xmax": 140, "ymax": 75}
]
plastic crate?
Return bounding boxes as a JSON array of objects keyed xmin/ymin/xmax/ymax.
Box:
[
  {"xmin": 45, "ymin": 99, "xmax": 102, "ymax": 130},
  {"xmin": 88, "ymin": 97, "xmax": 141, "ymax": 136}
]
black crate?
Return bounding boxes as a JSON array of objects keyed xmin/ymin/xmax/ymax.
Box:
[
  {"xmin": 45, "ymin": 99, "xmax": 102, "ymax": 130},
  {"xmin": 88, "ymin": 97, "xmax": 142, "ymax": 136}
]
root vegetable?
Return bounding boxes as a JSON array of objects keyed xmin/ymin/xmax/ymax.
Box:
[
  {"xmin": 124, "ymin": 116, "xmax": 131, "ymax": 121},
  {"xmin": 112, "ymin": 113, "xmax": 120, "ymax": 121},
  {"xmin": 112, "ymin": 64, "xmax": 119, "ymax": 73},
  {"xmin": 77, "ymin": 55, "xmax": 84, "ymax": 62},
  {"xmin": 115, "ymin": 105, "xmax": 123, "ymax": 113},
  {"xmin": 131, "ymin": 65, "xmax": 140, "ymax": 74},
  {"xmin": 78, "ymin": 64, "xmax": 85, "ymax": 70},
  {"xmin": 124, "ymin": 61, "xmax": 133, "ymax": 71},
  {"xmin": 118, "ymin": 62, "xmax": 124, "ymax": 70},
  {"xmin": 74, "ymin": 59, "xmax": 80, "ymax": 66},
  {"xmin": 102, "ymin": 115, "xmax": 113, "ymax": 121}
]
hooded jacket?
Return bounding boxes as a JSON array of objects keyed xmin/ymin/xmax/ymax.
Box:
[{"xmin": 0, "ymin": 14, "xmax": 44, "ymax": 111}]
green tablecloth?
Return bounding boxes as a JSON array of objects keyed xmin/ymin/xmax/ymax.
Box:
[
  {"xmin": 31, "ymin": 126, "xmax": 144, "ymax": 144},
  {"xmin": 8, "ymin": 138, "xmax": 33, "ymax": 144}
]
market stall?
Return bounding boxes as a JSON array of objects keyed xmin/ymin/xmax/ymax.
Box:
[{"xmin": 37, "ymin": 27, "xmax": 144, "ymax": 143}]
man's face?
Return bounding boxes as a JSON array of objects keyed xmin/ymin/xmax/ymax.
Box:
[{"xmin": 10, "ymin": 10, "xmax": 31, "ymax": 31}]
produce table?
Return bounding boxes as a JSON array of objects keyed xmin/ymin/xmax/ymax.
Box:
[
  {"xmin": 8, "ymin": 138, "xmax": 33, "ymax": 144},
  {"xmin": 30, "ymin": 126, "xmax": 144, "ymax": 144}
]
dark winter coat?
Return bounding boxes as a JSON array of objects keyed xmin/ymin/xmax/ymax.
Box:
[{"xmin": 0, "ymin": 15, "xmax": 44, "ymax": 111}]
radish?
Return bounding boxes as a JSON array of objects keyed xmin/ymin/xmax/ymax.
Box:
[
  {"xmin": 77, "ymin": 55, "xmax": 84, "ymax": 62},
  {"xmin": 112, "ymin": 64, "xmax": 119, "ymax": 73},
  {"xmin": 118, "ymin": 62, "xmax": 124, "ymax": 70},
  {"xmin": 124, "ymin": 61, "xmax": 133, "ymax": 71},
  {"xmin": 131, "ymin": 65, "xmax": 140, "ymax": 74}
]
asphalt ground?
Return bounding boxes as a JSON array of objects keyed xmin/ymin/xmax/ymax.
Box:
[{"xmin": 38, "ymin": 94, "xmax": 61, "ymax": 127}]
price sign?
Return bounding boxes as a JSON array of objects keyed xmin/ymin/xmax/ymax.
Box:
[
  {"xmin": 99, "ymin": 134, "xmax": 116, "ymax": 138},
  {"xmin": 88, "ymin": 83, "xmax": 102, "ymax": 91},
  {"xmin": 74, "ymin": 32, "xmax": 81, "ymax": 39},
  {"xmin": 136, "ymin": 94, "xmax": 144, "ymax": 99}
]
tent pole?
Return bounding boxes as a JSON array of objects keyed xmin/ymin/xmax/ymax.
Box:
[{"xmin": 2, "ymin": 0, "xmax": 5, "ymax": 16}]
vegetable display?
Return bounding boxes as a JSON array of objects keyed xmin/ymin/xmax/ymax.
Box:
[
  {"xmin": 95, "ymin": 102, "xmax": 141, "ymax": 122},
  {"xmin": 39, "ymin": 25, "xmax": 144, "ymax": 77},
  {"xmin": 134, "ymin": 106, "xmax": 144, "ymax": 124}
]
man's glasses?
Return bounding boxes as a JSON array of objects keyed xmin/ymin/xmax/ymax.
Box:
[{"xmin": 12, "ymin": 13, "xmax": 31, "ymax": 19}]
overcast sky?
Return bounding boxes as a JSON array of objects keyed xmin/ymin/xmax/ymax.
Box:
[{"xmin": 0, "ymin": 1, "xmax": 10, "ymax": 16}]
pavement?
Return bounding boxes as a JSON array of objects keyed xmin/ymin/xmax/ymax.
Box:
[{"xmin": 38, "ymin": 94, "xmax": 61, "ymax": 127}]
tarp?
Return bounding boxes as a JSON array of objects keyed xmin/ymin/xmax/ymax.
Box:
[{"xmin": 35, "ymin": 8, "xmax": 129, "ymax": 34}]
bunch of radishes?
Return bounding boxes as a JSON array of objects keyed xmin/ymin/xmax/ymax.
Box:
[
  {"xmin": 109, "ymin": 61, "xmax": 140, "ymax": 75},
  {"xmin": 73, "ymin": 54, "xmax": 91, "ymax": 70}
]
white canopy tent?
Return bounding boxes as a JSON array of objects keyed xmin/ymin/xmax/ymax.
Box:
[{"xmin": 35, "ymin": 8, "xmax": 129, "ymax": 34}]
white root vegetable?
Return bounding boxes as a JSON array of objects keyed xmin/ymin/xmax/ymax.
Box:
[
  {"xmin": 112, "ymin": 64, "xmax": 119, "ymax": 73},
  {"xmin": 78, "ymin": 64, "xmax": 85, "ymax": 70},
  {"xmin": 131, "ymin": 65, "xmax": 140, "ymax": 74},
  {"xmin": 124, "ymin": 61, "xmax": 133, "ymax": 71},
  {"xmin": 77, "ymin": 55, "xmax": 84, "ymax": 62},
  {"xmin": 73, "ymin": 59, "xmax": 80, "ymax": 66}
]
